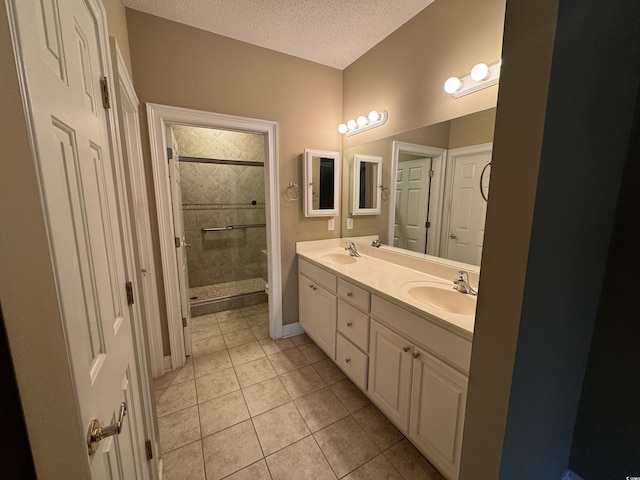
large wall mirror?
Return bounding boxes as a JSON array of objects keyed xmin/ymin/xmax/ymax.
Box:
[
  {"xmin": 304, "ymin": 149, "xmax": 340, "ymax": 217},
  {"xmin": 341, "ymin": 107, "xmax": 496, "ymax": 266}
]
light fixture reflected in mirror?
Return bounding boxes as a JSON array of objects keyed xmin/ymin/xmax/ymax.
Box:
[
  {"xmin": 338, "ymin": 110, "xmax": 388, "ymax": 136},
  {"xmin": 444, "ymin": 60, "xmax": 501, "ymax": 98}
]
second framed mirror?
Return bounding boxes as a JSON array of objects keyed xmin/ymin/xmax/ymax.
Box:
[{"xmin": 352, "ymin": 154, "xmax": 382, "ymax": 215}]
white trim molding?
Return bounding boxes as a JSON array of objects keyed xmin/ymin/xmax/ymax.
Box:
[{"xmin": 146, "ymin": 103, "xmax": 283, "ymax": 369}]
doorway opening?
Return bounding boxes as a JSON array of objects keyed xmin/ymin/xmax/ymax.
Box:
[
  {"xmin": 171, "ymin": 126, "xmax": 269, "ymax": 317},
  {"xmin": 147, "ymin": 104, "xmax": 282, "ymax": 371}
]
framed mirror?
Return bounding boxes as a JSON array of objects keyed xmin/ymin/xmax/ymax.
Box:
[
  {"xmin": 352, "ymin": 154, "xmax": 382, "ymax": 215},
  {"xmin": 303, "ymin": 149, "xmax": 340, "ymax": 217}
]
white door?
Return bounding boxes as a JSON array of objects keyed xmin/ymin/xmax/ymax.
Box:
[
  {"xmin": 8, "ymin": 0, "xmax": 151, "ymax": 477},
  {"xmin": 443, "ymin": 145, "xmax": 492, "ymax": 265},
  {"xmin": 394, "ymin": 158, "xmax": 431, "ymax": 253},
  {"xmin": 167, "ymin": 128, "xmax": 192, "ymax": 356}
]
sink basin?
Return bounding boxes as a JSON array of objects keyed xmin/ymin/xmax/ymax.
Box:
[
  {"xmin": 401, "ymin": 281, "xmax": 476, "ymax": 316},
  {"xmin": 319, "ymin": 253, "xmax": 364, "ymax": 265}
]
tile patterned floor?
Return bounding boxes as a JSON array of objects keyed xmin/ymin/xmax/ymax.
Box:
[{"xmin": 154, "ymin": 304, "xmax": 445, "ymax": 480}]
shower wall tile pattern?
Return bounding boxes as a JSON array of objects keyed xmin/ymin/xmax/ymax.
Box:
[
  {"xmin": 173, "ymin": 126, "xmax": 265, "ymax": 162},
  {"xmin": 175, "ymin": 127, "xmax": 267, "ymax": 290}
]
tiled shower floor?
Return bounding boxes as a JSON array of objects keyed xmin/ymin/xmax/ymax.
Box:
[
  {"xmin": 189, "ymin": 278, "xmax": 266, "ymax": 304},
  {"xmin": 153, "ymin": 304, "xmax": 445, "ymax": 480}
]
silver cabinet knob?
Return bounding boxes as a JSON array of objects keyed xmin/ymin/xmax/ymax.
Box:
[
  {"xmin": 346, "ymin": 322, "xmax": 353, "ymax": 327},
  {"xmin": 345, "ymin": 357, "xmax": 351, "ymax": 364},
  {"xmin": 413, "ymin": 352, "xmax": 421, "ymax": 359},
  {"xmin": 87, "ymin": 402, "xmax": 127, "ymax": 455},
  {"xmin": 347, "ymin": 292, "xmax": 353, "ymax": 297},
  {"xmin": 449, "ymin": 233, "xmax": 457, "ymax": 239},
  {"xmin": 403, "ymin": 346, "xmax": 410, "ymax": 353}
]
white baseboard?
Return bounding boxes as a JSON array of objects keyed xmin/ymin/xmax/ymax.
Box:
[{"xmin": 281, "ymin": 322, "xmax": 305, "ymax": 338}]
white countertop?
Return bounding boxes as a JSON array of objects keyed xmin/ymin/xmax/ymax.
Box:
[{"xmin": 296, "ymin": 239, "xmax": 476, "ymax": 340}]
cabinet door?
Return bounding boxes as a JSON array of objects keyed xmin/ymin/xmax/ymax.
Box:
[
  {"xmin": 298, "ymin": 273, "xmax": 314, "ymax": 333},
  {"xmin": 409, "ymin": 348, "xmax": 467, "ymax": 480},
  {"xmin": 314, "ymin": 285, "xmax": 337, "ymax": 359},
  {"xmin": 368, "ymin": 319, "xmax": 413, "ymax": 431}
]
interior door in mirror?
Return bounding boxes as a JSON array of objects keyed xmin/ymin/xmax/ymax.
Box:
[
  {"xmin": 303, "ymin": 149, "xmax": 340, "ymax": 217},
  {"xmin": 352, "ymin": 154, "xmax": 382, "ymax": 215}
]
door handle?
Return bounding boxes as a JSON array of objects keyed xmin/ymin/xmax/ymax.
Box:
[
  {"xmin": 449, "ymin": 233, "xmax": 457, "ymax": 239},
  {"xmin": 87, "ymin": 402, "xmax": 127, "ymax": 455}
]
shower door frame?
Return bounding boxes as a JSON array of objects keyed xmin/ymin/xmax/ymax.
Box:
[{"xmin": 147, "ymin": 103, "xmax": 282, "ymax": 371}]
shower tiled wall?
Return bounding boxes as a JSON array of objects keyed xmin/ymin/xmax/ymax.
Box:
[{"xmin": 175, "ymin": 127, "xmax": 267, "ymax": 290}]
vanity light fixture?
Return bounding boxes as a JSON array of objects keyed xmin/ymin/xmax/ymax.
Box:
[
  {"xmin": 338, "ymin": 110, "xmax": 388, "ymax": 136},
  {"xmin": 444, "ymin": 60, "xmax": 501, "ymax": 98}
]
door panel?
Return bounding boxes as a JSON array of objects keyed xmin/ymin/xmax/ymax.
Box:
[
  {"xmin": 167, "ymin": 129, "xmax": 192, "ymax": 356},
  {"xmin": 445, "ymin": 148, "xmax": 492, "ymax": 265},
  {"xmin": 395, "ymin": 158, "xmax": 431, "ymax": 253},
  {"xmin": 8, "ymin": 0, "xmax": 150, "ymax": 477}
]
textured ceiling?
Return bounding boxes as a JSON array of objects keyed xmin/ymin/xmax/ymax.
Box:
[{"xmin": 123, "ymin": 0, "xmax": 436, "ymax": 70}]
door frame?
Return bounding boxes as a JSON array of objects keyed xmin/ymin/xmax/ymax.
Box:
[
  {"xmin": 110, "ymin": 39, "xmax": 164, "ymax": 380},
  {"xmin": 147, "ymin": 103, "xmax": 282, "ymax": 370},
  {"xmin": 440, "ymin": 142, "xmax": 493, "ymax": 259},
  {"xmin": 389, "ymin": 142, "xmax": 446, "ymax": 255}
]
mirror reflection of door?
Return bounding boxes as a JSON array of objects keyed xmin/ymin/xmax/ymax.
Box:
[
  {"xmin": 442, "ymin": 145, "xmax": 492, "ymax": 266},
  {"xmin": 359, "ymin": 161, "xmax": 378, "ymax": 209},
  {"xmin": 394, "ymin": 155, "xmax": 432, "ymax": 253}
]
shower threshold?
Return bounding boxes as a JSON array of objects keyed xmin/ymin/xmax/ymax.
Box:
[{"xmin": 189, "ymin": 278, "xmax": 266, "ymax": 305}]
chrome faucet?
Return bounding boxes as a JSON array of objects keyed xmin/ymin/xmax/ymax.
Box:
[
  {"xmin": 453, "ymin": 270, "xmax": 477, "ymax": 295},
  {"xmin": 371, "ymin": 239, "xmax": 381, "ymax": 248},
  {"xmin": 345, "ymin": 241, "xmax": 361, "ymax": 257}
]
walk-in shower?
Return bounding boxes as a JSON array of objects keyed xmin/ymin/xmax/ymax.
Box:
[{"xmin": 173, "ymin": 126, "xmax": 268, "ymax": 317}]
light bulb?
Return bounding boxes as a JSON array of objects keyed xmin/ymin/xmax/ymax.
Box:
[
  {"xmin": 347, "ymin": 119, "xmax": 357, "ymax": 130},
  {"xmin": 338, "ymin": 123, "xmax": 348, "ymax": 134},
  {"xmin": 470, "ymin": 63, "xmax": 489, "ymax": 81},
  {"xmin": 368, "ymin": 110, "xmax": 380, "ymax": 122},
  {"xmin": 357, "ymin": 115, "xmax": 368, "ymax": 127},
  {"xmin": 444, "ymin": 77, "xmax": 462, "ymax": 94}
]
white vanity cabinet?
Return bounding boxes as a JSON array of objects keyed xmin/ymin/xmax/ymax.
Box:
[
  {"xmin": 298, "ymin": 259, "xmax": 337, "ymax": 359},
  {"xmin": 370, "ymin": 294, "xmax": 470, "ymax": 480}
]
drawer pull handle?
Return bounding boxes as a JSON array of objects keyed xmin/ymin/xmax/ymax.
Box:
[
  {"xmin": 413, "ymin": 352, "xmax": 421, "ymax": 359},
  {"xmin": 346, "ymin": 322, "xmax": 353, "ymax": 327},
  {"xmin": 403, "ymin": 346, "xmax": 410, "ymax": 353},
  {"xmin": 345, "ymin": 357, "xmax": 351, "ymax": 364},
  {"xmin": 347, "ymin": 292, "xmax": 353, "ymax": 297},
  {"xmin": 309, "ymin": 284, "xmax": 314, "ymax": 289}
]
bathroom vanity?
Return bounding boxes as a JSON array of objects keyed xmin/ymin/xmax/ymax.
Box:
[{"xmin": 297, "ymin": 239, "xmax": 477, "ymax": 480}]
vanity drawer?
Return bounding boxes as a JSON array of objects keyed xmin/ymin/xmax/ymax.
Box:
[
  {"xmin": 337, "ymin": 300, "xmax": 369, "ymax": 352},
  {"xmin": 337, "ymin": 278, "xmax": 370, "ymax": 312},
  {"xmin": 299, "ymin": 258, "xmax": 336, "ymax": 293},
  {"xmin": 336, "ymin": 333, "xmax": 368, "ymax": 391}
]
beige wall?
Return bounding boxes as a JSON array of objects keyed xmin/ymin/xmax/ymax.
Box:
[
  {"xmin": 342, "ymin": 0, "xmax": 506, "ymax": 149},
  {"xmin": 126, "ymin": 10, "xmax": 343, "ymax": 332},
  {"xmin": 102, "ymin": 0, "xmax": 133, "ymax": 75}
]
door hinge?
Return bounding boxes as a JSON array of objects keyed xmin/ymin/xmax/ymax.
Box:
[
  {"xmin": 182, "ymin": 317, "xmax": 187, "ymax": 328},
  {"xmin": 426, "ymin": 221, "xmax": 431, "ymax": 228},
  {"xmin": 100, "ymin": 76, "xmax": 111, "ymax": 109},
  {"xmin": 428, "ymin": 170, "xmax": 435, "ymax": 178},
  {"xmin": 167, "ymin": 147, "xmax": 173, "ymax": 160},
  {"xmin": 145, "ymin": 439, "xmax": 153, "ymax": 461},
  {"xmin": 125, "ymin": 281, "xmax": 134, "ymax": 305},
  {"xmin": 175, "ymin": 237, "xmax": 181, "ymax": 248}
]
